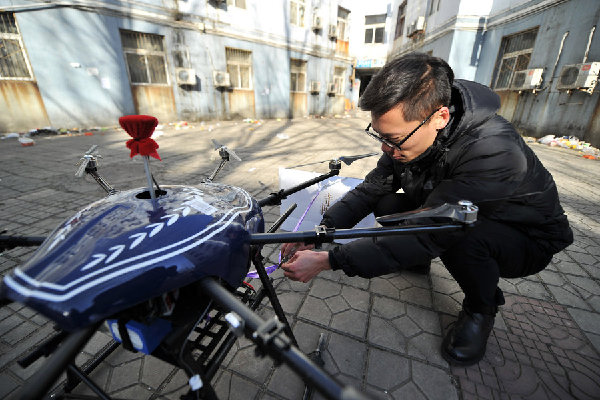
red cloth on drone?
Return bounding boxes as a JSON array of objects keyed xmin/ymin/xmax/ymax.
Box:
[{"xmin": 119, "ymin": 115, "xmax": 161, "ymax": 160}]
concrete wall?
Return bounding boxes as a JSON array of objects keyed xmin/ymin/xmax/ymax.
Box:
[
  {"xmin": 478, "ymin": 0, "xmax": 600, "ymax": 144},
  {"xmin": 1, "ymin": 0, "xmax": 355, "ymax": 131}
]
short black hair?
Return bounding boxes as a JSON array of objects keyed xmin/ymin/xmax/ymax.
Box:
[{"xmin": 359, "ymin": 52, "xmax": 454, "ymax": 121}]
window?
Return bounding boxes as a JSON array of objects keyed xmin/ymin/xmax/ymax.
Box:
[
  {"xmin": 492, "ymin": 28, "xmax": 538, "ymax": 90},
  {"xmin": 337, "ymin": 7, "xmax": 350, "ymax": 41},
  {"xmin": 365, "ymin": 14, "xmax": 386, "ymax": 44},
  {"xmin": 121, "ymin": 30, "xmax": 168, "ymax": 85},
  {"xmin": 395, "ymin": 3, "xmax": 406, "ymax": 39},
  {"xmin": 290, "ymin": 0, "xmax": 306, "ymax": 27},
  {"xmin": 227, "ymin": 0, "xmax": 246, "ymax": 8},
  {"xmin": 333, "ymin": 66, "xmax": 345, "ymax": 95},
  {"xmin": 290, "ymin": 59, "xmax": 306, "ymax": 92},
  {"xmin": 226, "ymin": 47, "xmax": 252, "ymax": 89},
  {"xmin": 0, "ymin": 12, "xmax": 32, "ymax": 79},
  {"xmin": 429, "ymin": 0, "xmax": 441, "ymax": 16}
]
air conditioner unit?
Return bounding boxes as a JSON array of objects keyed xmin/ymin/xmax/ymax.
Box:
[
  {"xmin": 510, "ymin": 68, "xmax": 544, "ymax": 91},
  {"xmin": 213, "ymin": 70, "xmax": 231, "ymax": 87},
  {"xmin": 175, "ymin": 68, "xmax": 196, "ymax": 85},
  {"xmin": 407, "ymin": 16, "xmax": 425, "ymax": 37},
  {"xmin": 310, "ymin": 81, "xmax": 321, "ymax": 93},
  {"xmin": 327, "ymin": 82, "xmax": 337, "ymax": 95},
  {"xmin": 328, "ymin": 25, "xmax": 338, "ymax": 40},
  {"xmin": 312, "ymin": 14, "xmax": 322, "ymax": 31},
  {"xmin": 556, "ymin": 62, "xmax": 600, "ymax": 93}
]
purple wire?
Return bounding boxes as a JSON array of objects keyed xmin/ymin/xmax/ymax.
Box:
[{"xmin": 246, "ymin": 186, "xmax": 325, "ymax": 278}]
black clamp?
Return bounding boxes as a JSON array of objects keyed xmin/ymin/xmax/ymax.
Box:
[{"xmin": 252, "ymin": 317, "xmax": 291, "ymax": 362}]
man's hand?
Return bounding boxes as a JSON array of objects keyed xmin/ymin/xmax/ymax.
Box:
[
  {"xmin": 281, "ymin": 242, "xmax": 315, "ymax": 258},
  {"xmin": 281, "ymin": 250, "xmax": 331, "ymax": 283}
]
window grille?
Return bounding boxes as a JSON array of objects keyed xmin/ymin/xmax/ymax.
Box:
[
  {"xmin": 120, "ymin": 30, "xmax": 168, "ymax": 85},
  {"xmin": 226, "ymin": 48, "xmax": 253, "ymax": 89},
  {"xmin": 493, "ymin": 28, "xmax": 538, "ymax": 90},
  {"xmin": 365, "ymin": 14, "xmax": 386, "ymax": 44},
  {"xmin": 0, "ymin": 12, "xmax": 32, "ymax": 79},
  {"xmin": 333, "ymin": 66, "xmax": 345, "ymax": 95},
  {"xmin": 290, "ymin": 0, "xmax": 306, "ymax": 27},
  {"xmin": 290, "ymin": 59, "xmax": 306, "ymax": 92}
]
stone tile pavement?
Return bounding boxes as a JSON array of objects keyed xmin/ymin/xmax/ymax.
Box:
[{"xmin": 0, "ymin": 114, "xmax": 599, "ymax": 399}]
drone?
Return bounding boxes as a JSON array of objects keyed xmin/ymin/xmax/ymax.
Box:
[{"xmin": 0, "ymin": 115, "xmax": 478, "ymax": 400}]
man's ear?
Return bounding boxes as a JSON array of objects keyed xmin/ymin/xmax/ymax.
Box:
[{"xmin": 434, "ymin": 106, "xmax": 451, "ymax": 130}]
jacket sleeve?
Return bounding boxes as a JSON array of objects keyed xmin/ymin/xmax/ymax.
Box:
[
  {"xmin": 328, "ymin": 129, "xmax": 529, "ymax": 278},
  {"xmin": 320, "ymin": 153, "xmax": 396, "ymax": 229}
]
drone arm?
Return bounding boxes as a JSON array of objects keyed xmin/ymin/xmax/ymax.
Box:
[
  {"xmin": 249, "ymin": 223, "xmax": 466, "ymax": 246},
  {"xmin": 258, "ymin": 168, "xmax": 340, "ymax": 207},
  {"xmin": 375, "ymin": 201, "xmax": 478, "ymax": 225},
  {"xmin": 205, "ymin": 158, "xmax": 228, "ymax": 183},
  {"xmin": 0, "ymin": 234, "xmax": 45, "ymax": 251},
  {"xmin": 198, "ymin": 277, "xmax": 371, "ymax": 400}
]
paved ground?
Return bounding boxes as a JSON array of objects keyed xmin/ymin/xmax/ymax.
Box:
[{"xmin": 0, "ymin": 113, "xmax": 599, "ymax": 400}]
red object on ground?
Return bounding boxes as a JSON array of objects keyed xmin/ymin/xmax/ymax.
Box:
[
  {"xmin": 583, "ymin": 155, "xmax": 596, "ymax": 160},
  {"xmin": 84, "ymin": 132, "xmax": 93, "ymax": 136},
  {"xmin": 119, "ymin": 115, "xmax": 161, "ymax": 160}
]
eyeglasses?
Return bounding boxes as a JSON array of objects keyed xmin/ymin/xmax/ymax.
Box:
[{"xmin": 364, "ymin": 106, "xmax": 442, "ymax": 151}]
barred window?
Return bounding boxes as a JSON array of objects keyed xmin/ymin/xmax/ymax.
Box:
[
  {"xmin": 290, "ymin": 59, "xmax": 306, "ymax": 92},
  {"xmin": 493, "ymin": 28, "xmax": 538, "ymax": 90},
  {"xmin": 226, "ymin": 48, "xmax": 253, "ymax": 89},
  {"xmin": 120, "ymin": 30, "xmax": 168, "ymax": 85},
  {"xmin": 0, "ymin": 12, "xmax": 32, "ymax": 79}
]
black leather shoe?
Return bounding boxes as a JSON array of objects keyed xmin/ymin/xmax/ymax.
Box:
[
  {"xmin": 442, "ymin": 308, "xmax": 495, "ymax": 366},
  {"xmin": 405, "ymin": 261, "xmax": 431, "ymax": 275}
]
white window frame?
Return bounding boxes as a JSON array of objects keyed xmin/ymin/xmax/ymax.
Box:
[
  {"xmin": 333, "ymin": 66, "xmax": 345, "ymax": 95},
  {"xmin": 290, "ymin": 0, "xmax": 306, "ymax": 27},
  {"xmin": 364, "ymin": 14, "xmax": 386, "ymax": 44},
  {"xmin": 227, "ymin": 0, "xmax": 246, "ymax": 9},
  {"xmin": 337, "ymin": 7, "xmax": 350, "ymax": 41},
  {"xmin": 290, "ymin": 58, "xmax": 307, "ymax": 93},
  {"xmin": 121, "ymin": 30, "xmax": 170, "ymax": 86},
  {"xmin": 226, "ymin": 47, "xmax": 253, "ymax": 90},
  {"xmin": 0, "ymin": 12, "xmax": 34, "ymax": 80}
]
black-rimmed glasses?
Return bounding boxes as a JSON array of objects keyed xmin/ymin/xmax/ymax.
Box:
[{"xmin": 364, "ymin": 106, "xmax": 442, "ymax": 151}]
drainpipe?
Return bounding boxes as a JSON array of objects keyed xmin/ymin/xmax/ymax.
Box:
[
  {"xmin": 582, "ymin": 25, "xmax": 596, "ymax": 63},
  {"xmin": 548, "ymin": 31, "xmax": 569, "ymax": 87}
]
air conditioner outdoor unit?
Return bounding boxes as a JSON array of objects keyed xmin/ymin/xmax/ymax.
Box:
[
  {"xmin": 328, "ymin": 25, "xmax": 338, "ymax": 40},
  {"xmin": 327, "ymin": 82, "xmax": 337, "ymax": 95},
  {"xmin": 175, "ymin": 68, "xmax": 197, "ymax": 85},
  {"xmin": 310, "ymin": 81, "xmax": 321, "ymax": 93},
  {"xmin": 510, "ymin": 68, "xmax": 544, "ymax": 91},
  {"xmin": 312, "ymin": 14, "xmax": 322, "ymax": 30},
  {"xmin": 213, "ymin": 70, "xmax": 231, "ymax": 87},
  {"xmin": 407, "ymin": 16, "xmax": 425, "ymax": 37},
  {"xmin": 556, "ymin": 62, "xmax": 600, "ymax": 93}
]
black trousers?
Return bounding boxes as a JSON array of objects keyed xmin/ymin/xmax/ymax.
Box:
[{"xmin": 374, "ymin": 194, "xmax": 553, "ymax": 314}]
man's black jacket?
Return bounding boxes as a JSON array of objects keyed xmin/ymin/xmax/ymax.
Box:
[{"xmin": 321, "ymin": 79, "xmax": 573, "ymax": 278}]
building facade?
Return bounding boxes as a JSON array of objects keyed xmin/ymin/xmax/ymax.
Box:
[
  {"xmin": 0, "ymin": 0, "xmax": 358, "ymax": 132},
  {"xmin": 388, "ymin": 0, "xmax": 600, "ymax": 147}
]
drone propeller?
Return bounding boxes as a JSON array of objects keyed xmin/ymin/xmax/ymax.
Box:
[
  {"xmin": 211, "ymin": 139, "xmax": 242, "ymax": 161},
  {"xmin": 287, "ymin": 152, "xmax": 378, "ymax": 169}
]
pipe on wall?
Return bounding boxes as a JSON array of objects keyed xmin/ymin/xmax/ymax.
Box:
[{"xmin": 582, "ymin": 25, "xmax": 596, "ymax": 64}]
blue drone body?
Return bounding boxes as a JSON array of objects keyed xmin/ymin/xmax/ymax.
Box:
[{"xmin": 1, "ymin": 184, "xmax": 264, "ymax": 331}]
